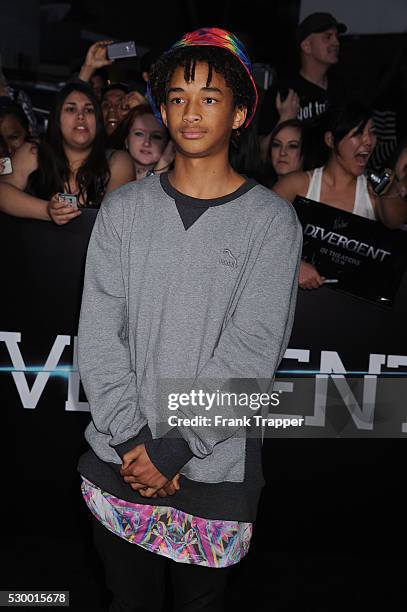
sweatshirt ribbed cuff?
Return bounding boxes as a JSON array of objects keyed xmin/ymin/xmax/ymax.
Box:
[
  {"xmin": 112, "ymin": 424, "xmax": 153, "ymax": 460},
  {"xmin": 145, "ymin": 429, "xmax": 194, "ymax": 480}
]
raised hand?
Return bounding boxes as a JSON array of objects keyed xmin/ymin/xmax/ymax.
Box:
[
  {"xmin": 121, "ymin": 91, "xmax": 147, "ymax": 113},
  {"xmin": 276, "ymin": 89, "xmax": 300, "ymax": 121},
  {"xmin": 79, "ymin": 41, "xmax": 114, "ymax": 82}
]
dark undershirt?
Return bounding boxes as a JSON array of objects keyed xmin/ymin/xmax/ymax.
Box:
[{"xmin": 160, "ymin": 172, "xmax": 257, "ymax": 230}]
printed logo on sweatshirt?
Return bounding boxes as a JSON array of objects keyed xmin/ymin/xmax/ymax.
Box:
[{"xmin": 219, "ymin": 248, "xmax": 238, "ymax": 269}]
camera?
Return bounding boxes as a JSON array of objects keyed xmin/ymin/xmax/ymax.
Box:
[
  {"xmin": 107, "ymin": 41, "xmax": 137, "ymax": 60},
  {"xmin": 57, "ymin": 193, "xmax": 78, "ymax": 209},
  {"xmin": 366, "ymin": 169, "xmax": 392, "ymax": 195},
  {"xmin": 0, "ymin": 156, "xmax": 12, "ymax": 175}
]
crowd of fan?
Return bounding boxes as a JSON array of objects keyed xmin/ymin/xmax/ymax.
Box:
[{"xmin": 0, "ymin": 12, "xmax": 406, "ymax": 291}]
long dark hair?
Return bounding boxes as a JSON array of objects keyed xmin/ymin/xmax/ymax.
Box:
[
  {"xmin": 323, "ymin": 101, "xmax": 374, "ymax": 151},
  {"xmin": 0, "ymin": 101, "xmax": 31, "ymax": 137},
  {"xmin": 27, "ymin": 82, "xmax": 110, "ymax": 205}
]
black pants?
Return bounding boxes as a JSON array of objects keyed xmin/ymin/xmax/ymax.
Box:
[{"xmin": 92, "ymin": 516, "xmax": 233, "ymax": 612}]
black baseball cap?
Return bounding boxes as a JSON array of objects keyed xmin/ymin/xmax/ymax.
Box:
[
  {"xmin": 297, "ymin": 12, "xmax": 347, "ymax": 44},
  {"xmin": 102, "ymin": 82, "xmax": 130, "ymax": 97}
]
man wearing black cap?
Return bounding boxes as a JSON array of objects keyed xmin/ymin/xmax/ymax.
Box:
[{"xmin": 259, "ymin": 12, "xmax": 347, "ymax": 149}]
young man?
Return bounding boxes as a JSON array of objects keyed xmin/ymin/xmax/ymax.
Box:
[
  {"xmin": 77, "ymin": 27, "xmax": 302, "ymax": 612},
  {"xmin": 259, "ymin": 12, "xmax": 347, "ymax": 149}
]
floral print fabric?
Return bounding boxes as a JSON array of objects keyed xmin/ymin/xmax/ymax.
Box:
[{"xmin": 81, "ymin": 477, "xmax": 252, "ymax": 567}]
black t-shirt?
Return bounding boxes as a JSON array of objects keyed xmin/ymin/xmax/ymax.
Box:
[{"xmin": 258, "ymin": 72, "xmax": 342, "ymax": 135}]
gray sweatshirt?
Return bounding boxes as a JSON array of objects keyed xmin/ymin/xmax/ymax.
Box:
[{"xmin": 77, "ymin": 173, "xmax": 302, "ymax": 518}]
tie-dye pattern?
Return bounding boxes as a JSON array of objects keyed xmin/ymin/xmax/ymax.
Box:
[
  {"xmin": 81, "ymin": 477, "xmax": 252, "ymax": 567},
  {"xmin": 146, "ymin": 26, "xmax": 258, "ymax": 128}
]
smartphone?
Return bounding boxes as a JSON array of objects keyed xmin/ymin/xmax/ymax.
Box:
[
  {"xmin": 57, "ymin": 193, "xmax": 78, "ymax": 209},
  {"xmin": 107, "ymin": 41, "xmax": 137, "ymax": 60},
  {"xmin": 0, "ymin": 156, "xmax": 12, "ymax": 175}
]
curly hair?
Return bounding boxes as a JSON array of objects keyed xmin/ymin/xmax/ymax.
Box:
[{"xmin": 148, "ymin": 46, "xmax": 255, "ymax": 122}]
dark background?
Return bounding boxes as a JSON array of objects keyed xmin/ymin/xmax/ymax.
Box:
[
  {"xmin": 2, "ymin": 0, "xmax": 406, "ymax": 113},
  {"xmin": 2, "ymin": 1, "xmax": 407, "ymax": 609},
  {"xmin": 2, "ymin": 208, "xmax": 406, "ymax": 611}
]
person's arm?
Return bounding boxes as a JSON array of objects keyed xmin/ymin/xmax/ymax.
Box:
[
  {"xmin": 373, "ymin": 175, "xmax": 407, "ymax": 229},
  {"xmin": 0, "ymin": 142, "xmax": 80, "ymax": 223},
  {"xmin": 273, "ymin": 171, "xmax": 325, "ymax": 289},
  {"xmin": 78, "ymin": 196, "xmax": 174, "ymax": 492},
  {"xmin": 178, "ymin": 203, "xmax": 302, "ymax": 456},
  {"xmin": 106, "ymin": 150, "xmax": 135, "ymax": 192},
  {"xmin": 78, "ymin": 41, "xmax": 113, "ymax": 82},
  {"xmin": 0, "ymin": 182, "xmax": 50, "ymax": 220},
  {"xmin": 119, "ymin": 200, "xmax": 303, "ymax": 497},
  {"xmin": 143, "ymin": 200, "xmax": 303, "ymax": 472},
  {"xmin": 259, "ymin": 89, "xmax": 300, "ymax": 161},
  {"xmin": 0, "ymin": 142, "xmax": 49, "ymax": 220},
  {"xmin": 77, "ymin": 195, "xmax": 148, "ymax": 443},
  {"xmin": 298, "ymin": 260, "xmax": 325, "ymax": 289},
  {"xmin": 272, "ymin": 171, "xmax": 308, "ymax": 203},
  {"xmin": 121, "ymin": 91, "xmax": 147, "ymax": 112}
]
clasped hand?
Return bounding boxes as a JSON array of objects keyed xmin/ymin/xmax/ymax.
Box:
[{"xmin": 120, "ymin": 443, "xmax": 180, "ymax": 499}]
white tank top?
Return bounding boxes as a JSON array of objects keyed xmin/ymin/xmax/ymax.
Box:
[{"xmin": 306, "ymin": 167, "xmax": 376, "ymax": 221}]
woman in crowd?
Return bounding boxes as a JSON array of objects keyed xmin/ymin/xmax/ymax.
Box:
[
  {"xmin": 261, "ymin": 118, "xmax": 324, "ymax": 188},
  {"xmin": 0, "ymin": 82, "xmax": 134, "ymax": 224},
  {"xmin": 0, "ymin": 101, "xmax": 31, "ymax": 157},
  {"xmin": 112, "ymin": 103, "xmax": 175, "ymax": 179},
  {"xmin": 263, "ymin": 119, "xmax": 310, "ymax": 187},
  {"xmin": 274, "ymin": 101, "xmax": 407, "ymax": 288},
  {"xmin": 268, "ymin": 120, "xmax": 304, "ymax": 179}
]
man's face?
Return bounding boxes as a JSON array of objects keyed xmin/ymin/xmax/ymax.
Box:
[
  {"xmin": 303, "ymin": 27, "xmax": 340, "ymax": 65},
  {"xmin": 160, "ymin": 61, "xmax": 246, "ymax": 159},
  {"xmin": 101, "ymin": 89, "xmax": 128, "ymax": 135}
]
